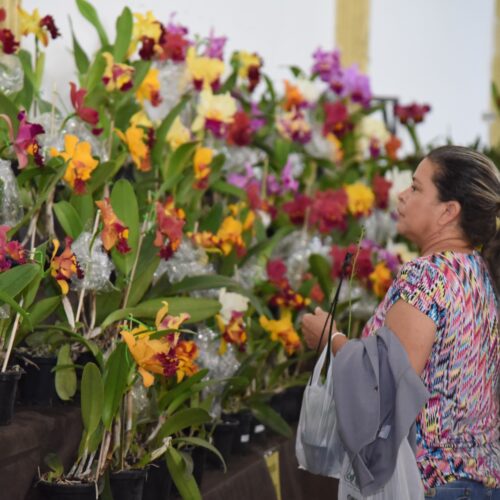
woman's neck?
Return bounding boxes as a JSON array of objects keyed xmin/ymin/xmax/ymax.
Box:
[{"xmin": 420, "ymin": 235, "xmax": 474, "ymax": 256}]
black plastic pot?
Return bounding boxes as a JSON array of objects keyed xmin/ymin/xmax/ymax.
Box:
[
  {"xmin": 0, "ymin": 370, "xmax": 21, "ymax": 425},
  {"xmin": 142, "ymin": 459, "xmax": 172, "ymax": 500},
  {"xmin": 110, "ymin": 469, "xmax": 148, "ymax": 500},
  {"xmin": 249, "ymin": 415, "xmax": 267, "ymax": 442},
  {"xmin": 208, "ymin": 417, "xmax": 238, "ymax": 468},
  {"xmin": 37, "ymin": 480, "xmax": 99, "ymax": 500},
  {"xmin": 17, "ymin": 355, "xmax": 59, "ymax": 406},
  {"xmin": 225, "ymin": 410, "xmax": 252, "ymax": 454}
]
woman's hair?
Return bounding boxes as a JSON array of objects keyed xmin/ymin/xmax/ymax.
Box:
[{"xmin": 426, "ymin": 145, "xmax": 500, "ymax": 296}]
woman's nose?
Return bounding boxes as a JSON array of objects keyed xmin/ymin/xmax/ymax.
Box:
[{"xmin": 398, "ymin": 187, "xmax": 408, "ymax": 203}]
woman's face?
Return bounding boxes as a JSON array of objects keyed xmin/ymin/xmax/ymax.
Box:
[{"xmin": 396, "ymin": 158, "xmax": 445, "ymax": 246}]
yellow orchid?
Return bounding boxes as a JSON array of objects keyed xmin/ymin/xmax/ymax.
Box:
[
  {"xmin": 50, "ymin": 135, "xmax": 98, "ymax": 194},
  {"xmin": 369, "ymin": 262, "xmax": 393, "ymax": 298},
  {"xmin": 102, "ymin": 52, "xmax": 135, "ymax": 92},
  {"xmin": 259, "ymin": 309, "xmax": 301, "ymax": 355},
  {"xmin": 116, "ymin": 126, "xmax": 151, "ymax": 172},
  {"xmin": 191, "ymin": 89, "xmax": 237, "ymax": 137},
  {"xmin": 132, "ymin": 11, "xmax": 162, "ymax": 44},
  {"xmin": 193, "ymin": 147, "xmax": 213, "ymax": 189},
  {"xmin": 345, "ymin": 183, "xmax": 375, "ymax": 217},
  {"xmin": 130, "ymin": 110, "xmax": 153, "ymax": 129},
  {"xmin": 19, "ymin": 8, "xmax": 46, "ymax": 45},
  {"xmin": 135, "ymin": 67, "xmax": 162, "ymax": 106},
  {"xmin": 166, "ymin": 117, "xmax": 191, "ymax": 150},
  {"xmin": 155, "ymin": 301, "xmax": 190, "ymax": 332},
  {"xmin": 186, "ymin": 46, "xmax": 225, "ymax": 91},
  {"xmin": 216, "ymin": 216, "xmax": 245, "ymax": 256},
  {"xmin": 121, "ymin": 326, "xmax": 175, "ymax": 388},
  {"xmin": 236, "ymin": 51, "xmax": 261, "ymax": 79},
  {"xmin": 229, "ymin": 202, "xmax": 255, "ymax": 231}
]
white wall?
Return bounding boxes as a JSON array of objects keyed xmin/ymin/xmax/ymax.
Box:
[
  {"xmin": 370, "ymin": 0, "xmax": 495, "ymax": 148},
  {"xmin": 22, "ymin": 0, "xmax": 496, "ymax": 148}
]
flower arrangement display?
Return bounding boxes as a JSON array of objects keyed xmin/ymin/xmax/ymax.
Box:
[{"xmin": 0, "ymin": 1, "xmax": 456, "ymax": 498}]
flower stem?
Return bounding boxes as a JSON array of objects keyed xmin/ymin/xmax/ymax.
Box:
[{"xmin": 1, "ymin": 297, "xmax": 24, "ymax": 372}]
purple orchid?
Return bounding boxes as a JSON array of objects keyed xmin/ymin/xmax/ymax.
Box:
[
  {"xmin": 266, "ymin": 174, "xmax": 281, "ymax": 195},
  {"xmin": 281, "ymin": 159, "xmax": 299, "ymax": 193},
  {"xmin": 339, "ymin": 65, "xmax": 372, "ymax": 107},
  {"xmin": 205, "ymin": 29, "xmax": 227, "ymax": 60},
  {"xmin": 227, "ymin": 163, "xmax": 255, "ymax": 188},
  {"xmin": 312, "ymin": 48, "xmax": 342, "ymax": 83}
]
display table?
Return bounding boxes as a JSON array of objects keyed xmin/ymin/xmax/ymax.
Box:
[{"xmin": 0, "ymin": 406, "xmax": 338, "ymax": 500}]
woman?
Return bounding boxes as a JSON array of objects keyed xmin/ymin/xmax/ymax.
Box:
[{"xmin": 302, "ymin": 146, "xmax": 500, "ymax": 499}]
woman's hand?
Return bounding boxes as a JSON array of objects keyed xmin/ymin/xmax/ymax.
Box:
[{"xmin": 301, "ymin": 307, "xmax": 333, "ymax": 351}]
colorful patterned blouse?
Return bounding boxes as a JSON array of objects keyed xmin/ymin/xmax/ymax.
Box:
[{"xmin": 362, "ymin": 250, "xmax": 500, "ymax": 490}]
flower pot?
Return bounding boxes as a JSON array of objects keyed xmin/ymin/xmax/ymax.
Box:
[
  {"xmin": 249, "ymin": 415, "xmax": 267, "ymax": 442},
  {"xmin": 17, "ymin": 355, "xmax": 59, "ymax": 406},
  {"xmin": 225, "ymin": 409, "xmax": 252, "ymax": 454},
  {"xmin": 208, "ymin": 417, "xmax": 238, "ymax": 468},
  {"xmin": 0, "ymin": 370, "xmax": 21, "ymax": 425},
  {"xmin": 142, "ymin": 459, "xmax": 172, "ymax": 500},
  {"xmin": 110, "ymin": 469, "xmax": 148, "ymax": 500},
  {"xmin": 37, "ymin": 479, "xmax": 100, "ymax": 500}
]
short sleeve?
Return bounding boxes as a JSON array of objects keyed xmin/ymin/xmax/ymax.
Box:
[{"xmin": 395, "ymin": 259, "xmax": 449, "ymax": 328}]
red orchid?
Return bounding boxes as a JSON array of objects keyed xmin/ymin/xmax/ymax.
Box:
[
  {"xmin": 0, "ymin": 28, "xmax": 19, "ymax": 54},
  {"xmin": 70, "ymin": 82, "xmax": 100, "ymax": 127},
  {"xmin": 331, "ymin": 244, "xmax": 373, "ymax": 281},
  {"xmin": 282, "ymin": 194, "xmax": 312, "ymax": 225},
  {"xmin": 39, "ymin": 15, "xmax": 60, "ymax": 40},
  {"xmin": 0, "ymin": 111, "xmax": 45, "ymax": 169},
  {"xmin": 227, "ymin": 111, "xmax": 253, "ymax": 146},
  {"xmin": 310, "ymin": 189, "xmax": 348, "ymax": 233},
  {"xmin": 267, "ymin": 259, "xmax": 287, "ymax": 285},
  {"xmin": 372, "ymin": 174, "xmax": 392, "ymax": 210},
  {"xmin": 323, "ymin": 101, "xmax": 352, "ymax": 138}
]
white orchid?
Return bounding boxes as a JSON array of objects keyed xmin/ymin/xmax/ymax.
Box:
[
  {"xmin": 218, "ymin": 288, "xmax": 249, "ymax": 324},
  {"xmin": 385, "ymin": 167, "xmax": 413, "ymax": 211}
]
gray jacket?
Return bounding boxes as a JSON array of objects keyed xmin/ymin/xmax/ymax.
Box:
[{"xmin": 332, "ymin": 326, "xmax": 430, "ymax": 496}]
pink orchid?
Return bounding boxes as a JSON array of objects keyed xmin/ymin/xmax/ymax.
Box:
[
  {"xmin": 0, "ymin": 111, "xmax": 45, "ymax": 169},
  {"xmin": 70, "ymin": 82, "xmax": 100, "ymax": 127}
]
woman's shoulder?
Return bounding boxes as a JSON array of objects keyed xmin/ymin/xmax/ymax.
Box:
[{"xmin": 397, "ymin": 254, "xmax": 448, "ymax": 287}]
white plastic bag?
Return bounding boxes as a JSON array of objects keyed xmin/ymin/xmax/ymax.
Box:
[
  {"xmin": 295, "ymin": 342, "xmax": 344, "ymax": 477},
  {"xmin": 338, "ymin": 438, "xmax": 424, "ymax": 500}
]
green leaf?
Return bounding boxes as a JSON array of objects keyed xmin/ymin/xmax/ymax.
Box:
[
  {"xmin": 160, "ymin": 141, "xmax": 198, "ymax": 191},
  {"xmin": 55, "ymin": 344, "xmax": 77, "ymax": 401},
  {"xmin": 158, "ymin": 408, "xmax": 211, "ymax": 439},
  {"xmin": 130, "ymin": 60, "xmax": 151, "ymax": 93},
  {"xmin": 152, "ymin": 94, "xmax": 191, "ymax": 167},
  {"xmin": 85, "ymin": 50, "xmax": 107, "ymax": 94},
  {"xmin": 0, "ymin": 91, "xmax": 19, "ymax": 131},
  {"xmin": 0, "ymin": 263, "xmax": 40, "ymax": 298},
  {"xmin": 70, "ymin": 18, "xmax": 90, "ymax": 75},
  {"xmin": 19, "ymin": 296, "xmax": 61, "ymax": 334},
  {"xmin": 53, "ymin": 201, "xmax": 84, "ymax": 239},
  {"xmin": 241, "ymin": 226, "xmax": 294, "ymax": 264},
  {"xmin": 199, "ymin": 203, "xmax": 223, "ymax": 233},
  {"xmin": 113, "ymin": 7, "xmax": 133, "ymax": 62},
  {"xmin": 166, "ymin": 447, "xmax": 202, "ymax": 500},
  {"xmin": 44, "ymin": 453, "xmax": 64, "ymax": 477},
  {"xmin": 125, "ymin": 233, "xmax": 160, "ymax": 307},
  {"xmin": 70, "ymin": 194, "xmax": 95, "ymax": 230},
  {"xmin": 211, "ymin": 180, "xmax": 246, "ymax": 199},
  {"xmin": 110, "ymin": 179, "xmax": 140, "ymax": 275},
  {"xmin": 76, "ymin": 0, "xmax": 110, "ymax": 47},
  {"xmin": 250, "ymin": 402, "xmax": 292, "ymax": 437},
  {"xmin": 86, "ymin": 154, "xmax": 127, "ymax": 194},
  {"xmin": 101, "ymin": 297, "xmax": 221, "ymax": 329},
  {"xmin": 158, "ymin": 369, "xmax": 209, "ymax": 411},
  {"xmin": 102, "ymin": 342, "xmax": 131, "ymax": 430},
  {"xmin": 308, "ymin": 254, "xmax": 333, "ymax": 299},
  {"xmin": 173, "ymin": 436, "xmax": 226, "ymax": 472},
  {"xmin": 80, "ymin": 362, "xmax": 104, "ymax": 436}
]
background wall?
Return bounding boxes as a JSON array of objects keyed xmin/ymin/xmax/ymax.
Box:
[{"xmin": 23, "ymin": 0, "xmax": 495, "ymax": 148}]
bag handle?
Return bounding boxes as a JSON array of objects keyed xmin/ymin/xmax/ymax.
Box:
[{"xmin": 311, "ymin": 251, "xmax": 353, "ymax": 378}]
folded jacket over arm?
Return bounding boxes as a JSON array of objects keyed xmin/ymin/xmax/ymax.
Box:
[{"xmin": 331, "ymin": 326, "xmax": 430, "ymax": 496}]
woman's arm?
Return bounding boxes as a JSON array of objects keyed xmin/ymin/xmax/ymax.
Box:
[{"xmin": 384, "ymin": 299, "xmax": 436, "ymax": 375}]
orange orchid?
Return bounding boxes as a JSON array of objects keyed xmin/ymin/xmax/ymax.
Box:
[
  {"xmin": 154, "ymin": 198, "xmax": 186, "ymax": 260},
  {"xmin": 50, "ymin": 237, "xmax": 83, "ymax": 295},
  {"xmin": 115, "ymin": 125, "xmax": 151, "ymax": 172},
  {"xmin": 95, "ymin": 198, "xmax": 131, "ymax": 254},
  {"xmin": 50, "ymin": 135, "xmax": 98, "ymax": 194}
]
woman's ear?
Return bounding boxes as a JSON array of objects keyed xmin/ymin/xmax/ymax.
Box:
[{"xmin": 439, "ymin": 200, "xmax": 461, "ymax": 226}]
